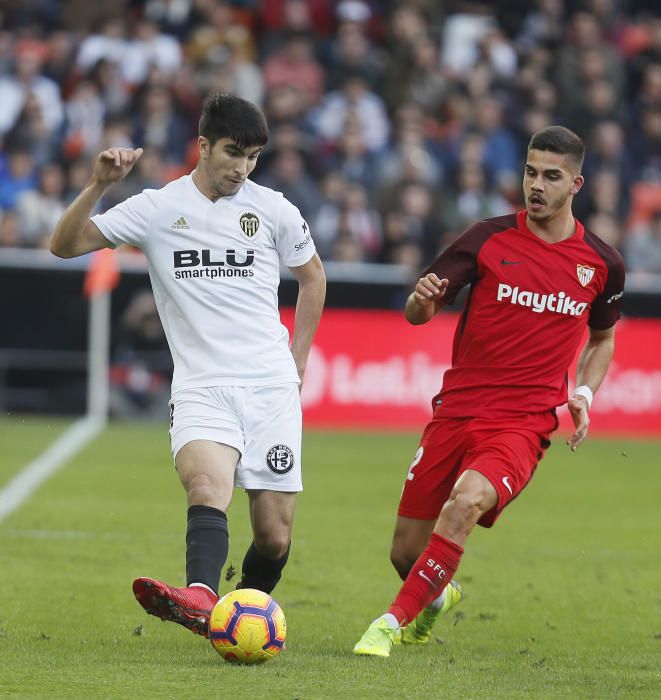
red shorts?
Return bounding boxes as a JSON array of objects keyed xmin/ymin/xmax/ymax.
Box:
[{"xmin": 398, "ymin": 408, "xmax": 558, "ymax": 528}]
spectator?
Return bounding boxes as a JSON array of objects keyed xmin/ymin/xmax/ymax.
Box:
[
  {"xmin": 555, "ymin": 11, "xmax": 624, "ymax": 117},
  {"xmin": 131, "ymin": 85, "xmax": 191, "ymax": 164},
  {"xmin": 15, "ymin": 163, "xmax": 66, "ymax": 247},
  {"xmin": 332, "ymin": 227, "xmax": 364, "ymax": 263},
  {"xmin": 0, "ymin": 42, "xmax": 64, "ymax": 138},
  {"xmin": 585, "ymin": 210, "xmax": 622, "ymax": 248},
  {"xmin": 259, "ymin": 0, "xmax": 334, "ymax": 49},
  {"xmin": 263, "ymin": 30, "xmax": 325, "ymax": 110},
  {"xmin": 6, "ymin": 92, "xmax": 60, "ymax": 167},
  {"xmin": 264, "ymin": 83, "xmax": 310, "ymax": 129},
  {"xmin": 575, "ymin": 168, "xmax": 629, "ymax": 221},
  {"xmin": 477, "ymin": 27, "xmax": 518, "ymax": 80},
  {"xmin": 625, "ymin": 212, "xmax": 661, "ymax": 274},
  {"xmin": 393, "ymin": 180, "xmax": 441, "ymax": 261},
  {"xmin": 76, "ymin": 18, "xmax": 128, "ymax": 74},
  {"xmin": 256, "ymin": 147, "xmax": 322, "ymax": 221},
  {"xmin": 63, "ymin": 158, "xmax": 93, "ymax": 207},
  {"xmin": 325, "ymin": 21, "xmax": 384, "ymax": 92},
  {"xmin": 472, "ymin": 95, "xmax": 521, "ymax": 186},
  {"xmin": 379, "ymin": 209, "xmax": 423, "ymax": 271},
  {"xmin": 516, "ymin": 0, "xmax": 565, "ymax": 52},
  {"xmin": 441, "ymin": 161, "xmax": 512, "ymax": 236},
  {"xmin": 43, "ymin": 31, "xmax": 77, "ymax": 86},
  {"xmin": 204, "ymin": 36, "xmax": 265, "ymax": 107},
  {"xmin": 583, "ymin": 122, "xmax": 636, "ymax": 207},
  {"xmin": 88, "ymin": 58, "xmax": 131, "ymax": 120},
  {"xmin": 385, "ymin": 1, "xmax": 429, "ymax": 90},
  {"xmin": 109, "ymin": 290, "xmax": 172, "ymax": 421},
  {"xmin": 630, "ymin": 106, "xmax": 661, "ymax": 182},
  {"xmin": 64, "ymin": 79, "xmax": 106, "ymax": 160},
  {"xmin": 324, "ymin": 122, "xmax": 378, "ymax": 193},
  {"xmin": 384, "ymin": 30, "xmax": 446, "ymax": 114},
  {"xmin": 440, "ymin": 9, "xmax": 498, "ymax": 78},
  {"xmin": 376, "ymin": 103, "xmax": 443, "ymax": 191},
  {"xmin": 0, "ymin": 210, "xmax": 21, "ymax": 247},
  {"xmin": 120, "ymin": 18, "xmax": 183, "ymax": 87},
  {"xmin": 187, "ymin": 1, "xmax": 255, "ymax": 65},
  {"xmin": 312, "ymin": 70, "xmax": 389, "ymax": 153},
  {"xmin": 312, "ymin": 170, "xmax": 350, "ymax": 259},
  {"xmin": 339, "ymin": 183, "xmax": 382, "ymax": 260},
  {"xmin": 0, "ymin": 148, "xmax": 37, "ymax": 211}
]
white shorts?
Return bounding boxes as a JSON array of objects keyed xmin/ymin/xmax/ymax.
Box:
[{"xmin": 169, "ymin": 384, "xmax": 302, "ymax": 492}]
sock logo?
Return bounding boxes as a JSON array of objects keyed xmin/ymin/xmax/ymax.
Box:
[
  {"xmin": 426, "ymin": 559, "xmax": 446, "ymax": 578},
  {"xmin": 266, "ymin": 445, "xmax": 295, "ymax": 474},
  {"xmin": 420, "ymin": 558, "xmax": 446, "ymax": 589},
  {"xmin": 418, "ymin": 570, "xmax": 436, "ymax": 586}
]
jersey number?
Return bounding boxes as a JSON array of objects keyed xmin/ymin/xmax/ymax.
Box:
[{"xmin": 406, "ymin": 447, "xmax": 424, "ymax": 481}]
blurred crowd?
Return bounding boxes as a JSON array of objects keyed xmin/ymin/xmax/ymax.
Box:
[{"xmin": 0, "ymin": 0, "xmax": 660, "ymax": 276}]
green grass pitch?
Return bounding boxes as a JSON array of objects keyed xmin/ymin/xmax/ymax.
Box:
[{"xmin": 0, "ymin": 417, "xmax": 659, "ymax": 699}]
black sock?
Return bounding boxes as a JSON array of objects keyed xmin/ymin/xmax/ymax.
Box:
[
  {"xmin": 239, "ymin": 541, "xmax": 291, "ymax": 594},
  {"xmin": 185, "ymin": 505, "xmax": 228, "ymax": 593}
]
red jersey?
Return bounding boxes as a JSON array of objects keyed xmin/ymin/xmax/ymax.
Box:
[{"xmin": 425, "ymin": 211, "xmax": 625, "ymax": 418}]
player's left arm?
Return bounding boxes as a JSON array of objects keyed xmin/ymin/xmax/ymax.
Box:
[
  {"xmin": 567, "ymin": 325, "xmax": 615, "ymax": 452},
  {"xmin": 288, "ymin": 252, "xmax": 326, "ymax": 385}
]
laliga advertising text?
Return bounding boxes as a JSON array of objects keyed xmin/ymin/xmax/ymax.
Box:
[{"xmin": 496, "ymin": 283, "xmax": 588, "ymax": 316}]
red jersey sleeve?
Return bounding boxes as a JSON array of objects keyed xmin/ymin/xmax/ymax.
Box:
[
  {"xmin": 584, "ymin": 231, "xmax": 626, "ymax": 330},
  {"xmin": 424, "ymin": 217, "xmax": 512, "ymax": 305}
]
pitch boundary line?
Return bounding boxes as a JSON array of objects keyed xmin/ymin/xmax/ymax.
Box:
[{"xmin": 0, "ymin": 416, "xmax": 104, "ymax": 523}]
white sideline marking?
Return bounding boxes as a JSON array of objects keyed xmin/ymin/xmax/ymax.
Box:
[
  {"xmin": 0, "ymin": 528, "xmax": 179, "ymax": 542},
  {"xmin": 0, "ymin": 416, "xmax": 104, "ymax": 523}
]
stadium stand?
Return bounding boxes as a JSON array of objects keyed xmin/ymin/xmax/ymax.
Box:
[{"xmin": 0, "ymin": 0, "xmax": 659, "ymax": 279}]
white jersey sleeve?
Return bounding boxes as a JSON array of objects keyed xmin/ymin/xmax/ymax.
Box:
[
  {"xmin": 91, "ymin": 190, "xmax": 156, "ymax": 250},
  {"xmin": 275, "ymin": 197, "xmax": 316, "ymax": 267}
]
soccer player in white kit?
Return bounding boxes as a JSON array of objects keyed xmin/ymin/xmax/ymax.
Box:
[{"xmin": 50, "ymin": 94, "xmax": 326, "ymax": 636}]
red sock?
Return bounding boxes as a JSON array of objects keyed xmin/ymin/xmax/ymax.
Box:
[{"xmin": 388, "ymin": 533, "xmax": 463, "ymax": 626}]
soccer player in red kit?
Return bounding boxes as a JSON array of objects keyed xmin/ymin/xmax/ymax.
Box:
[{"xmin": 353, "ymin": 126, "xmax": 625, "ymax": 656}]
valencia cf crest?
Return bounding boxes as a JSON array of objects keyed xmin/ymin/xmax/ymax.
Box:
[
  {"xmin": 240, "ymin": 212, "xmax": 260, "ymax": 238},
  {"xmin": 576, "ymin": 264, "xmax": 595, "ymax": 287}
]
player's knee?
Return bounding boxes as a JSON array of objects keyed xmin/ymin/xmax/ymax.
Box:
[
  {"xmin": 186, "ymin": 473, "xmax": 228, "ymax": 509},
  {"xmin": 253, "ymin": 530, "xmax": 290, "ymax": 559},
  {"xmin": 390, "ymin": 546, "xmax": 415, "ymax": 580},
  {"xmin": 445, "ymin": 487, "xmax": 490, "ymax": 525}
]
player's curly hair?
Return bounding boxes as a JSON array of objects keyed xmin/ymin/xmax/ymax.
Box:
[
  {"xmin": 199, "ymin": 93, "xmax": 269, "ymax": 149},
  {"xmin": 528, "ymin": 126, "xmax": 585, "ymax": 172}
]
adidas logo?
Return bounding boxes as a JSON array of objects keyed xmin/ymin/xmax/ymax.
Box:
[{"xmin": 171, "ymin": 217, "xmax": 190, "ymax": 230}]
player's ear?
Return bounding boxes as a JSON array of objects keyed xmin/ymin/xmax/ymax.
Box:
[
  {"xmin": 570, "ymin": 174, "xmax": 584, "ymax": 196},
  {"xmin": 198, "ymin": 136, "xmax": 209, "ymax": 159}
]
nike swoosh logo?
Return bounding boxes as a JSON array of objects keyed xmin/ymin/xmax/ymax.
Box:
[
  {"xmin": 501, "ymin": 258, "xmax": 522, "ymax": 265},
  {"xmin": 418, "ymin": 571, "xmax": 438, "ymax": 587},
  {"xmin": 502, "ymin": 476, "xmax": 513, "ymax": 494}
]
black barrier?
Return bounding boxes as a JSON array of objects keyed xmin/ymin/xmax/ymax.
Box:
[{"xmin": 0, "ymin": 262, "xmax": 659, "ymax": 415}]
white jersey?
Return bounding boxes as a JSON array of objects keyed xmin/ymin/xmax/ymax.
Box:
[{"xmin": 92, "ymin": 174, "xmax": 316, "ymax": 393}]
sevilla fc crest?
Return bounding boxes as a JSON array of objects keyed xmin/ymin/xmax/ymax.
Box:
[{"xmin": 576, "ymin": 264, "xmax": 595, "ymax": 287}]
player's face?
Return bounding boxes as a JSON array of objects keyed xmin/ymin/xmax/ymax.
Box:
[
  {"xmin": 200, "ymin": 137, "xmax": 262, "ymax": 197},
  {"xmin": 523, "ymin": 149, "xmax": 584, "ymax": 223}
]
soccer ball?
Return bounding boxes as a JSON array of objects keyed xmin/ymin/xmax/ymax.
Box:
[{"xmin": 209, "ymin": 589, "xmax": 286, "ymax": 664}]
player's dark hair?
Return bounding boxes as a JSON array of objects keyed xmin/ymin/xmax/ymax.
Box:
[
  {"xmin": 527, "ymin": 126, "xmax": 585, "ymax": 172},
  {"xmin": 199, "ymin": 93, "xmax": 269, "ymax": 149}
]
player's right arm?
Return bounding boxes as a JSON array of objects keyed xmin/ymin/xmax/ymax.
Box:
[
  {"xmin": 405, "ymin": 220, "xmax": 492, "ymax": 325},
  {"xmin": 50, "ymin": 147, "xmax": 143, "ymax": 258},
  {"xmin": 405, "ymin": 274, "xmax": 449, "ymax": 325}
]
